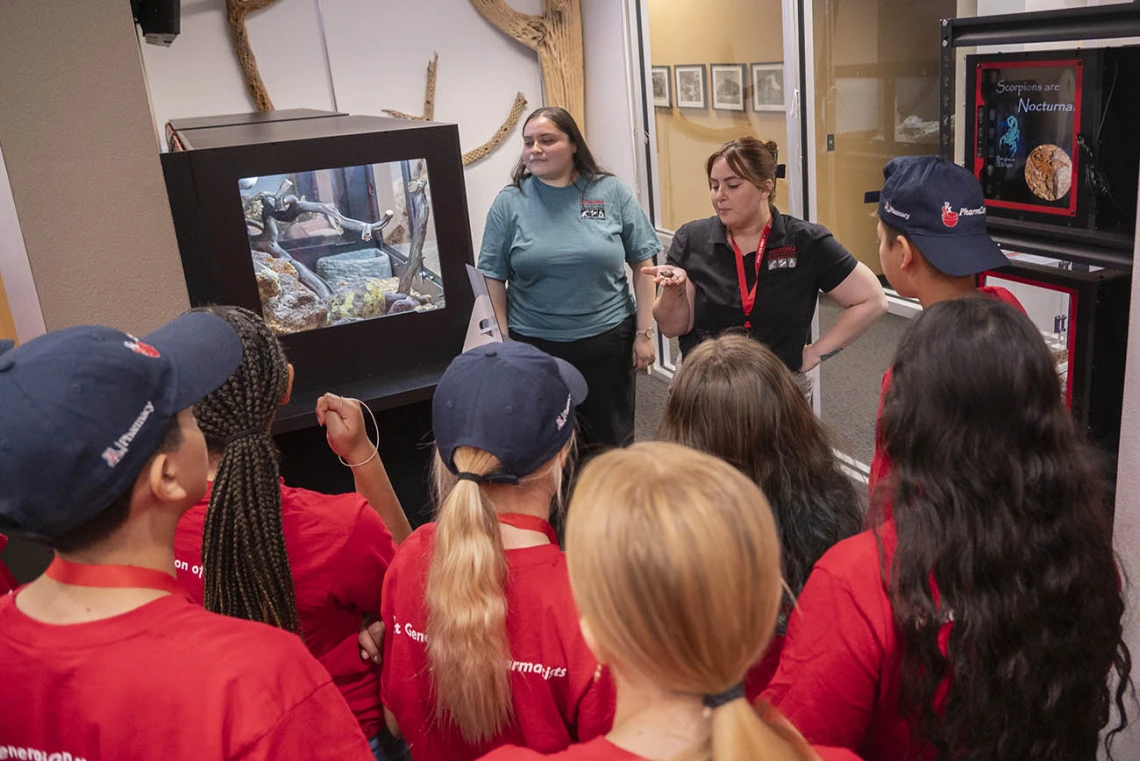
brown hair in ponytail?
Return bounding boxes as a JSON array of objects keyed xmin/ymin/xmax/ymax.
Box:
[
  {"xmin": 706, "ymin": 136, "xmax": 780, "ymax": 204},
  {"xmin": 192, "ymin": 305, "xmax": 300, "ymax": 635},
  {"xmin": 425, "ymin": 440, "xmax": 572, "ymax": 742},
  {"xmin": 566, "ymin": 442, "xmax": 812, "ymax": 761}
]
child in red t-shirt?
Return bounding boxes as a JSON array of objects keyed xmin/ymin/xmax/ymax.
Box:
[
  {"xmin": 864, "ymin": 156, "xmax": 1026, "ymax": 513},
  {"xmin": 655, "ymin": 333, "xmax": 862, "ymax": 698},
  {"xmin": 478, "ymin": 442, "xmax": 860, "ymax": 761},
  {"xmin": 380, "ymin": 342, "xmax": 615, "ymax": 761},
  {"xmin": 172, "ymin": 306, "xmax": 409, "ymax": 757},
  {"xmin": 764, "ymin": 298, "xmax": 1131, "ymax": 761},
  {"xmin": 0, "ymin": 313, "xmax": 372, "ymax": 760}
]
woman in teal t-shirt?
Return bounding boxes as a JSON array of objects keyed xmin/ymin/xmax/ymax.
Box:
[{"xmin": 479, "ymin": 107, "xmax": 662, "ymax": 456}]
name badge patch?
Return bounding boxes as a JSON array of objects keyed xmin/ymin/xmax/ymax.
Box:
[
  {"xmin": 580, "ymin": 199, "xmax": 606, "ymax": 219},
  {"xmin": 767, "ymin": 245, "xmax": 798, "ymax": 270}
]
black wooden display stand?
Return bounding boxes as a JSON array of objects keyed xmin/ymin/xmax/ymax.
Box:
[
  {"xmin": 161, "ymin": 111, "xmax": 478, "ymax": 530},
  {"xmin": 939, "ymin": 10, "xmax": 1135, "ymax": 481}
]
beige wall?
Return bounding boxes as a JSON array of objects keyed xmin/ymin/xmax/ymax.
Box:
[
  {"xmin": 0, "ymin": 1, "xmax": 188, "ymax": 334},
  {"xmin": 647, "ymin": 0, "xmax": 789, "ymax": 231},
  {"xmin": 812, "ymin": 0, "xmax": 954, "ymax": 274}
]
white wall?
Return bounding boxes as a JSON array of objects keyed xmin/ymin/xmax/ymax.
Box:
[
  {"xmin": 1110, "ymin": 169, "xmax": 1140, "ymax": 759},
  {"xmin": 139, "ymin": 0, "xmax": 335, "ymax": 147},
  {"xmin": 0, "ymin": 143, "xmax": 44, "ymax": 343},
  {"xmin": 319, "ymin": 0, "xmax": 544, "ymax": 250},
  {"xmin": 138, "ymin": 0, "xmax": 645, "ymax": 252}
]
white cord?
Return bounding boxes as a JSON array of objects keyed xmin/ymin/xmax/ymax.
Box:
[{"xmin": 337, "ymin": 397, "xmax": 380, "ymax": 469}]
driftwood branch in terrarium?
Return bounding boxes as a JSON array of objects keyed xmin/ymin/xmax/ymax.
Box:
[
  {"xmin": 397, "ymin": 177, "xmax": 430, "ymax": 296},
  {"xmin": 277, "ymin": 197, "xmax": 395, "ymax": 243},
  {"xmin": 248, "ymin": 203, "xmax": 332, "ymax": 299},
  {"xmin": 471, "ymin": 0, "xmax": 585, "ymax": 130}
]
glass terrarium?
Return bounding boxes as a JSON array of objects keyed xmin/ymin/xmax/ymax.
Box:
[
  {"xmin": 241, "ymin": 159, "xmax": 444, "ymax": 335},
  {"xmin": 161, "ymin": 111, "xmax": 476, "ymax": 421}
]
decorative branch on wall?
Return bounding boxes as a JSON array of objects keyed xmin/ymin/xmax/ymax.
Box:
[
  {"xmin": 470, "ymin": 0, "xmax": 585, "ymax": 129},
  {"xmin": 383, "ymin": 54, "xmax": 528, "ymax": 166},
  {"xmin": 462, "ymin": 93, "xmax": 528, "ymax": 165},
  {"xmin": 382, "ymin": 54, "xmax": 439, "ymax": 121},
  {"xmin": 226, "ymin": 0, "xmax": 281, "ymax": 112}
]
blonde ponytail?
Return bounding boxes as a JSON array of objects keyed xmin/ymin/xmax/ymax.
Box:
[
  {"xmin": 425, "ymin": 447, "xmax": 513, "ymax": 742},
  {"xmin": 566, "ymin": 442, "xmax": 814, "ymax": 761}
]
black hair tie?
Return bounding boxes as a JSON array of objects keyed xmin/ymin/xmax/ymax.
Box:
[
  {"xmin": 457, "ymin": 471, "xmax": 521, "ymax": 486},
  {"xmin": 702, "ymin": 682, "xmax": 745, "ymax": 710},
  {"xmin": 224, "ymin": 427, "xmax": 265, "ymax": 446}
]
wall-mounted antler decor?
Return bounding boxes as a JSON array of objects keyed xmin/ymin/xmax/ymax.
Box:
[{"xmin": 470, "ymin": 0, "xmax": 584, "ymax": 130}]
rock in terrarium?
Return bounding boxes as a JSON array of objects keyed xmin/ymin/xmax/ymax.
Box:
[
  {"xmin": 327, "ymin": 277, "xmax": 400, "ymax": 323},
  {"xmin": 261, "ymin": 266, "xmax": 330, "ymax": 334},
  {"xmin": 239, "ymin": 158, "xmax": 445, "ymax": 335}
]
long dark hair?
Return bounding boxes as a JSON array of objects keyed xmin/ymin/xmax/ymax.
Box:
[
  {"xmin": 192, "ymin": 305, "xmax": 300, "ymax": 635},
  {"xmin": 878, "ymin": 297, "xmax": 1130, "ymax": 761},
  {"xmin": 510, "ymin": 106, "xmax": 611, "ymax": 189},
  {"xmin": 657, "ymin": 334, "xmax": 862, "ymax": 594}
]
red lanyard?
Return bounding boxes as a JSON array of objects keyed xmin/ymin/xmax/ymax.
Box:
[
  {"xmin": 45, "ymin": 556, "xmax": 185, "ymax": 595},
  {"xmin": 497, "ymin": 513, "xmax": 559, "ymax": 545},
  {"xmin": 729, "ymin": 219, "xmax": 773, "ymax": 330}
]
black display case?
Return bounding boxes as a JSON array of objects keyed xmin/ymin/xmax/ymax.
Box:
[
  {"xmin": 979, "ymin": 256, "xmax": 1130, "ymax": 464},
  {"xmin": 161, "ymin": 110, "xmax": 475, "ymax": 432},
  {"xmin": 161, "ymin": 110, "xmax": 476, "ymax": 524}
]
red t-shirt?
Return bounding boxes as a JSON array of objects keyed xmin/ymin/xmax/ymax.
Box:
[
  {"xmin": 763, "ymin": 522, "xmax": 950, "ymax": 761},
  {"xmin": 175, "ymin": 481, "xmax": 396, "ymax": 737},
  {"xmin": 0, "ymin": 535, "xmax": 16, "ymax": 596},
  {"xmin": 744, "ymin": 634, "xmax": 784, "ymax": 700},
  {"xmin": 867, "ymin": 286, "xmax": 1027, "ymax": 513},
  {"xmin": 381, "ymin": 524, "xmax": 616, "ymax": 761},
  {"xmin": 0, "ymin": 590, "xmax": 372, "ymax": 760},
  {"xmin": 476, "ymin": 719, "xmax": 864, "ymax": 760}
]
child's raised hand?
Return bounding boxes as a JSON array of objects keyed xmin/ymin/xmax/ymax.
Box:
[{"xmin": 316, "ymin": 393, "xmax": 373, "ymax": 464}]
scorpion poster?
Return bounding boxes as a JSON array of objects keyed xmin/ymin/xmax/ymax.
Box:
[{"xmin": 974, "ymin": 59, "xmax": 1082, "ymax": 217}]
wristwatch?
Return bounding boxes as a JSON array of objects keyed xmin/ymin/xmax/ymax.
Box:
[{"xmin": 636, "ymin": 327, "xmax": 656, "ymax": 339}]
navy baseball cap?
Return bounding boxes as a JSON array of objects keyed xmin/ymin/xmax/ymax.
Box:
[
  {"xmin": 0, "ymin": 312, "xmax": 242, "ymax": 541},
  {"xmin": 865, "ymin": 155, "xmax": 1009, "ymax": 277},
  {"xmin": 433, "ymin": 342, "xmax": 588, "ymax": 483}
]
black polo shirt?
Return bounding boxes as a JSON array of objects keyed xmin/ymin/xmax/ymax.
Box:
[{"xmin": 666, "ymin": 208, "xmax": 858, "ymax": 371}]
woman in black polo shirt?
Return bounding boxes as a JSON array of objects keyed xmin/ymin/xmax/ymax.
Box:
[{"xmin": 645, "ymin": 137, "xmax": 885, "ymax": 385}]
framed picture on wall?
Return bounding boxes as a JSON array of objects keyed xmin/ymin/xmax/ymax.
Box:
[
  {"xmin": 751, "ymin": 62, "xmax": 785, "ymax": 111},
  {"xmin": 711, "ymin": 64, "xmax": 746, "ymax": 112},
  {"xmin": 650, "ymin": 66, "xmax": 672, "ymax": 108},
  {"xmin": 674, "ymin": 64, "xmax": 707, "ymax": 109}
]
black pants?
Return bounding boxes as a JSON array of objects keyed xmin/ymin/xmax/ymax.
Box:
[{"xmin": 513, "ymin": 315, "xmax": 636, "ymax": 460}]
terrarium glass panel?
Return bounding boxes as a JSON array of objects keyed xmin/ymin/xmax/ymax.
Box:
[{"xmin": 240, "ymin": 159, "xmax": 442, "ymax": 335}]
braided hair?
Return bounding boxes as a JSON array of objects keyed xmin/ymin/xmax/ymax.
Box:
[{"xmin": 192, "ymin": 305, "xmax": 300, "ymax": 635}]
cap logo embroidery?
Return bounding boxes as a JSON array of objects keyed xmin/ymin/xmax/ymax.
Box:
[
  {"xmin": 883, "ymin": 201, "xmax": 911, "ymax": 220},
  {"xmin": 124, "ymin": 335, "xmax": 161, "ymax": 358},
  {"xmin": 941, "ymin": 202, "xmax": 960, "ymax": 228},
  {"xmin": 555, "ymin": 393, "xmax": 572, "ymax": 431},
  {"xmin": 101, "ymin": 401, "xmax": 155, "ymax": 467}
]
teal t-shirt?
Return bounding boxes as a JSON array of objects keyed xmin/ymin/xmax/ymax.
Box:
[{"xmin": 478, "ymin": 174, "xmax": 662, "ymax": 341}]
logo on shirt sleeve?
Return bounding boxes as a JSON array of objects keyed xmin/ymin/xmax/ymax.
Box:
[{"xmin": 580, "ymin": 199, "xmax": 606, "ymax": 220}]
